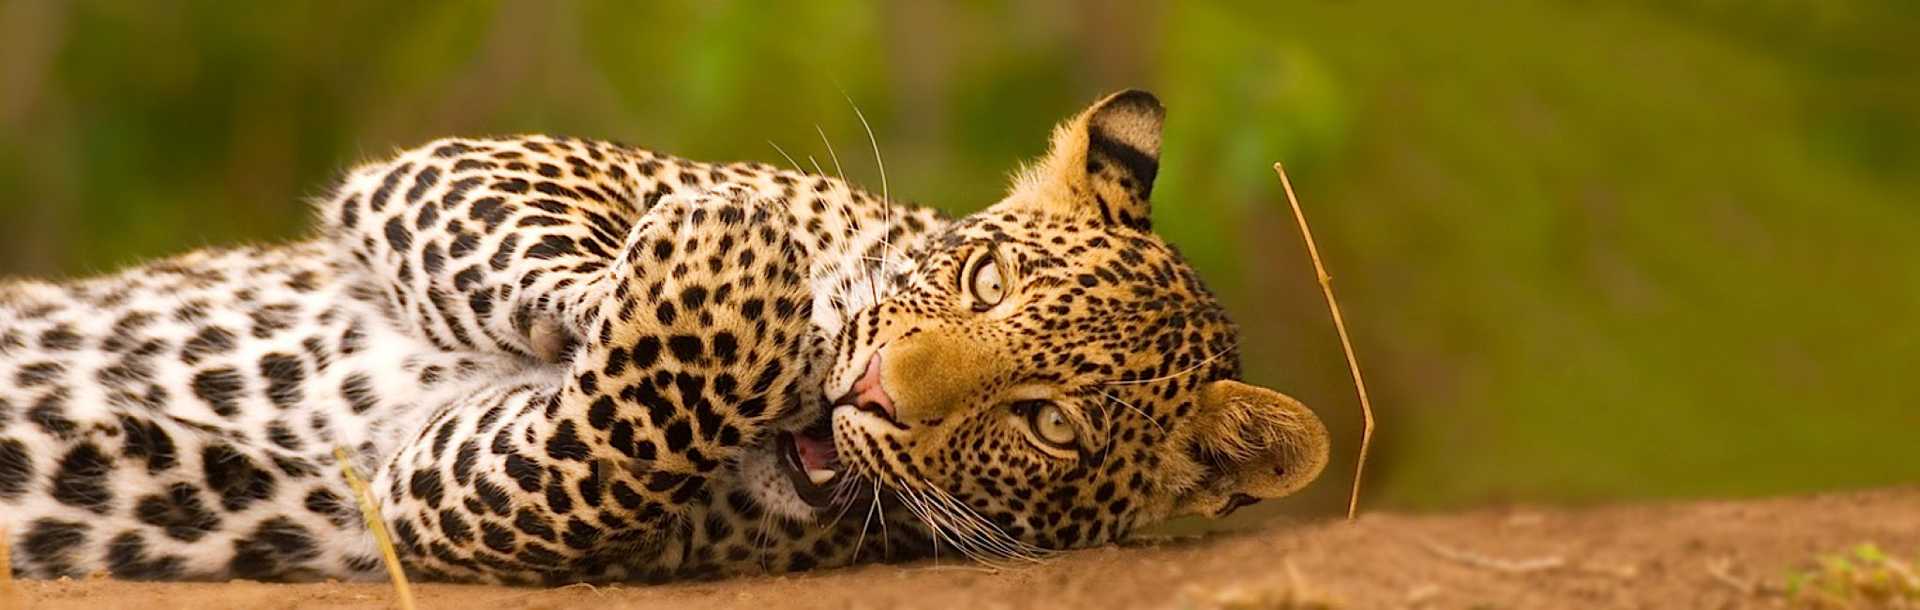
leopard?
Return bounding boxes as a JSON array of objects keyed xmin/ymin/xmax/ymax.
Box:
[{"xmin": 0, "ymin": 89, "xmax": 1331, "ymax": 584}]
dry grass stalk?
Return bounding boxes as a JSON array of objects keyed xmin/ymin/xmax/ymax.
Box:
[
  {"xmin": 1, "ymin": 524, "xmax": 16, "ymax": 607},
  {"xmin": 1272, "ymin": 162, "xmax": 1376, "ymax": 520},
  {"xmin": 334, "ymin": 447, "xmax": 417, "ymax": 610}
]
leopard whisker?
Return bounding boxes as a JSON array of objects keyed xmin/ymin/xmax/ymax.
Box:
[
  {"xmin": 1095, "ymin": 399, "xmax": 1120, "ymax": 462},
  {"xmin": 1099, "ymin": 339, "xmax": 1240, "ymax": 387},
  {"xmin": 825, "ymin": 482, "xmax": 861, "ymax": 532},
  {"xmin": 815, "ymin": 124, "xmax": 847, "ymax": 184},
  {"xmin": 816, "ymin": 121, "xmax": 907, "ymax": 304},
  {"xmin": 830, "ymin": 473, "xmax": 861, "ymax": 508},
  {"xmin": 899, "ymin": 487, "xmax": 973, "ymax": 565},
  {"xmin": 898, "ymin": 486, "xmax": 998, "ymax": 567},
  {"xmin": 804, "ymin": 110, "xmax": 892, "ymax": 305},
  {"xmin": 920, "ymin": 480, "xmax": 1047, "ymax": 563},
  {"xmin": 891, "ymin": 488, "xmax": 949, "ymax": 564},
  {"xmin": 910, "ymin": 478, "xmax": 1046, "ymax": 565},
  {"xmin": 854, "ymin": 255, "xmax": 906, "ymax": 279},
  {"xmin": 875, "ymin": 478, "xmax": 892, "ymax": 558},
  {"xmin": 767, "ymin": 141, "xmax": 804, "ymax": 174},
  {"xmin": 1099, "ymin": 388, "xmax": 1166, "ymax": 437},
  {"xmin": 753, "ymin": 504, "xmax": 775, "ymax": 570},
  {"xmin": 841, "ymin": 90, "xmax": 910, "ymax": 298},
  {"xmin": 824, "ymin": 468, "xmax": 871, "ymax": 531},
  {"xmin": 842, "ymin": 90, "xmax": 891, "ymax": 218},
  {"xmin": 850, "ymin": 479, "xmax": 880, "ymax": 563}
]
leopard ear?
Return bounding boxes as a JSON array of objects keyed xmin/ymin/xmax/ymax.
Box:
[
  {"xmin": 996, "ymin": 89, "xmax": 1164, "ymax": 230},
  {"xmin": 1172, "ymin": 380, "xmax": 1331, "ymax": 519}
]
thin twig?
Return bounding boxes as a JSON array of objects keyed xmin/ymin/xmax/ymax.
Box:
[
  {"xmin": 1274, "ymin": 162, "xmax": 1375, "ymax": 521},
  {"xmin": 1420, "ymin": 537, "xmax": 1564, "ymax": 574},
  {"xmin": 1405, "ymin": 583, "xmax": 1442, "ymax": 606},
  {"xmin": 497, "ymin": 581, "xmax": 610, "ymax": 604},
  {"xmin": 1705, "ymin": 557, "xmax": 1758, "ymax": 595},
  {"xmin": 334, "ymin": 447, "xmax": 417, "ymax": 610}
]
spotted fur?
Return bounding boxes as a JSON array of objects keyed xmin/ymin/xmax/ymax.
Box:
[{"xmin": 0, "ymin": 90, "xmax": 1329, "ymax": 584}]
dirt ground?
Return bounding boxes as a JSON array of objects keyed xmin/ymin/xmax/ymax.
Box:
[{"xmin": 4, "ymin": 487, "xmax": 1915, "ymax": 610}]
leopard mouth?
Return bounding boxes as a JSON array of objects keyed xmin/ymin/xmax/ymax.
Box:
[
  {"xmin": 776, "ymin": 412, "xmax": 840, "ymax": 509},
  {"xmin": 775, "ymin": 351, "xmax": 902, "ymax": 511}
]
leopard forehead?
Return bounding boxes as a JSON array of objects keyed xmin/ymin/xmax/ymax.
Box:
[{"xmin": 933, "ymin": 209, "xmax": 1237, "ymax": 379}]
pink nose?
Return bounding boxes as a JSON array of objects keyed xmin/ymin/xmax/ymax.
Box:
[{"xmin": 837, "ymin": 353, "xmax": 896, "ymax": 420}]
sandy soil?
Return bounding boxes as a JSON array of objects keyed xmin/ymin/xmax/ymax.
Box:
[{"xmin": 5, "ymin": 487, "xmax": 1915, "ymax": 610}]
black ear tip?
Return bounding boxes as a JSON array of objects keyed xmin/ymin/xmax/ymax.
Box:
[{"xmin": 1103, "ymin": 89, "xmax": 1165, "ymax": 118}]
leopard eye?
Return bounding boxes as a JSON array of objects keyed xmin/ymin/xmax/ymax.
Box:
[
  {"xmin": 1024, "ymin": 401, "xmax": 1077, "ymax": 450},
  {"xmin": 967, "ymin": 252, "xmax": 1005, "ymax": 310}
]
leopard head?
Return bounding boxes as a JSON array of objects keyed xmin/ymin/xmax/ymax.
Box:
[{"xmin": 809, "ymin": 90, "xmax": 1331, "ymax": 552}]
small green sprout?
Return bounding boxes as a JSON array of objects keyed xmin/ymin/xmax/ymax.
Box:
[{"xmin": 1783, "ymin": 543, "xmax": 1920, "ymax": 609}]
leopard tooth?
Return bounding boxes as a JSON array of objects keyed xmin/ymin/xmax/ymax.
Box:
[{"xmin": 806, "ymin": 468, "xmax": 838, "ymax": 486}]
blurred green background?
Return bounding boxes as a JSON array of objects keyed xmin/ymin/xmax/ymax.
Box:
[{"xmin": 1, "ymin": 1, "xmax": 1915, "ymax": 516}]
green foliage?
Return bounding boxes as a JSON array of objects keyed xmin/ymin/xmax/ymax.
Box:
[
  {"xmin": 0, "ymin": 0, "xmax": 1914, "ymax": 512},
  {"xmin": 1783, "ymin": 543, "xmax": 1920, "ymax": 608}
]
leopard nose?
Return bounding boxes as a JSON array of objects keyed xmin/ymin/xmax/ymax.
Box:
[
  {"xmin": 877, "ymin": 332, "xmax": 1001, "ymax": 424},
  {"xmin": 835, "ymin": 353, "xmax": 896, "ymax": 421}
]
